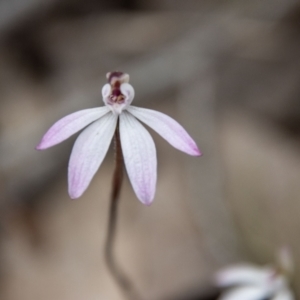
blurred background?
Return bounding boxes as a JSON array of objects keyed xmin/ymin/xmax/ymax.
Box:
[{"xmin": 0, "ymin": 0, "xmax": 300, "ymax": 299}]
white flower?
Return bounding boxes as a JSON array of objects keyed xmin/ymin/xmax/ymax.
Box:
[
  {"xmin": 36, "ymin": 72, "xmax": 201, "ymax": 205},
  {"xmin": 215, "ymin": 263, "xmax": 294, "ymax": 300}
]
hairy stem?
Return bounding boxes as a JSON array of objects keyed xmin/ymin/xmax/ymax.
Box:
[{"xmin": 104, "ymin": 121, "xmax": 140, "ymax": 300}]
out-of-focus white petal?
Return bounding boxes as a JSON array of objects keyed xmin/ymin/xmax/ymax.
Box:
[
  {"xmin": 277, "ymin": 247, "xmax": 294, "ymax": 276},
  {"xmin": 36, "ymin": 107, "xmax": 110, "ymax": 150},
  {"xmin": 127, "ymin": 106, "xmax": 201, "ymax": 156},
  {"xmin": 272, "ymin": 289, "xmax": 295, "ymax": 300},
  {"xmin": 271, "ymin": 275, "xmax": 288, "ymax": 295},
  {"xmin": 215, "ymin": 264, "xmax": 275, "ymax": 287},
  {"xmin": 120, "ymin": 112, "xmax": 157, "ymax": 205},
  {"xmin": 219, "ymin": 286, "xmax": 271, "ymax": 300},
  {"xmin": 68, "ymin": 112, "xmax": 117, "ymax": 199}
]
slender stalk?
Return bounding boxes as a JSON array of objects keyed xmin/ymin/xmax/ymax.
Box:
[{"xmin": 104, "ymin": 121, "xmax": 140, "ymax": 300}]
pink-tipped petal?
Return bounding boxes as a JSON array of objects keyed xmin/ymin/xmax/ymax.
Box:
[
  {"xmin": 127, "ymin": 106, "xmax": 201, "ymax": 156},
  {"xmin": 120, "ymin": 112, "xmax": 157, "ymax": 205},
  {"xmin": 36, "ymin": 107, "xmax": 110, "ymax": 150},
  {"xmin": 68, "ymin": 112, "xmax": 117, "ymax": 199},
  {"xmin": 215, "ymin": 264, "xmax": 274, "ymax": 287},
  {"xmin": 219, "ymin": 286, "xmax": 271, "ymax": 300}
]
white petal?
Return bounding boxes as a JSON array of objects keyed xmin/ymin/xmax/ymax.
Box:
[
  {"xmin": 272, "ymin": 289, "xmax": 295, "ymax": 300},
  {"xmin": 68, "ymin": 112, "xmax": 117, "ymax": 199},
  {"xmin": 127, "ymin": 106, "xmax": 201, "ymax": 156},
  {"xmin": 120, "ymin": 112, "xmax": 157, "ymax": 205},
  {"xmin": 36, "ymin": 107, "xmax": 110, "ymax": 149},
  {"xmin": 219, "ymin": 286, "xmax": 271, "ymax": 300},
  {"xmin": 215, "ymin": 264, "xmax": 275, "ymax": 287}
]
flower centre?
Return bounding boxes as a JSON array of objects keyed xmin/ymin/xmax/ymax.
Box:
[
  {"xmin": 109, "ymin": 81, "xmax": 125, "ymax": 104},
  {"xmin": 106, "ymin": 71, "xmax": 130, "ymax": 105}
]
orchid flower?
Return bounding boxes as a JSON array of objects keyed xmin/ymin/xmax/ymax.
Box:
[
  {"xmin": 215, "ymin": 260, "xmax": 295, "ymax": 300},
  {"xmin": 36, "ymin": 72, "xmax": 201, "ymax": 205}
]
